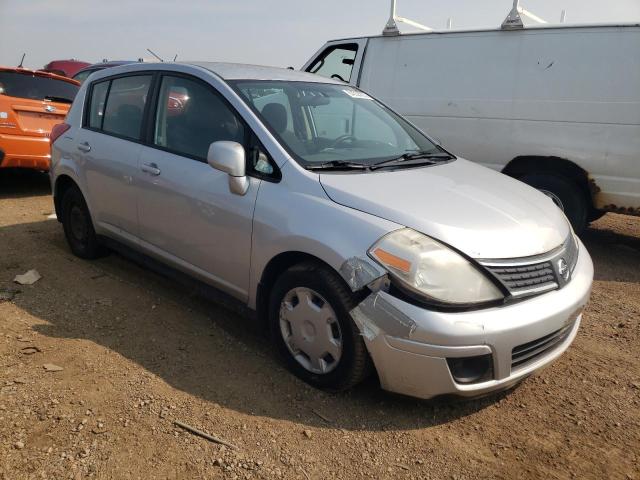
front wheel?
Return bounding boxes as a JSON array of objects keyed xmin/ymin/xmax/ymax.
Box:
[
  {"xmin": 268, "ymin": 262, "xmax": 372, "ymax": 391},
  {"xmin": 519, "ymin": 173, "xmax": 588, "ymax": 234}
]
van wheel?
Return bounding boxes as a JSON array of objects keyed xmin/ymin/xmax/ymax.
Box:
[
  {"xmin": 268, "ymin": 262, "xmax": 371, "ymax": 391},
  {"xmin": 520, "ymin": 173, "xmax": 588, "ymax": 234},
  {"xmin": 61, "ymin": 186, "xmax": 107, "ymax": 259}
]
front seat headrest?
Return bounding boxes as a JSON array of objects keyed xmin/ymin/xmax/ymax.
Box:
[{"xmin": 261, "ymin": 103, "xmax": 287, "ymax": 134}]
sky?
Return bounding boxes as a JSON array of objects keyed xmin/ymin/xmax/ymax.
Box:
[{"xmin": 1, "ymin": 0, "xmax": 639, "ymax": 71}]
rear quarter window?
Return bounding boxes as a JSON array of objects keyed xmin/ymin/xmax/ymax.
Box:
[
  {"xmin": 0, "ymin": 72, "xmax": 78, "ymax": 103},
  {"xmin": 88, "ymin": 81, "xmax": 109, "ymax": 129}
]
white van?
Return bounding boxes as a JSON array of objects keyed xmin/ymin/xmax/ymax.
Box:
[{"xmin": 303, "ymin": 18, "xmax": 640, "ymax": 232}]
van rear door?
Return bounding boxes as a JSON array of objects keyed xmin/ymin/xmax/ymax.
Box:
[{"xmin": 302, "ymin": 39, "xmax": 368, "ymax": 86}]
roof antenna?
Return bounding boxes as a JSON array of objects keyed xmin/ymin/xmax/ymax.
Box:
[
  {"xmin": 17, "ymin": 53, "xmax": 26, "ymax": 68},
  {"xmin": 173, "ymin": 54, "xmax": 178, "ymax": 62},
  {"xmin": 147, "ymin": 48, "xmax": 164, "ymax": 62}
]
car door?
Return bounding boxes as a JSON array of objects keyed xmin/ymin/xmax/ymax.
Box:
[
  {"xmin": 76, "ymin": 74, "xmax": 152, "ymax": 243},
  {"xmin": 135, "ymin": 73, "xmax": 260, "ymax": 301}
]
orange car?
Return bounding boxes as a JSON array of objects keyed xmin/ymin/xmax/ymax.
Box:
[{"xmin": 0, "ymin": 67, "xmax": 79, "ymax": 171}]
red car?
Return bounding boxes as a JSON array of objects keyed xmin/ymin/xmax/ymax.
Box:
[{"xmin": 42, "ymin": 59, "xmax": 90, "ymax": 78}]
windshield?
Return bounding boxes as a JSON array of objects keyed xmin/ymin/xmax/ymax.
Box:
[
  {"xmin": 0, "ymin": 72, "xmax": 78, "ymax": 103},
  {"xmin": 232, "ymin": 81, "xmax": 441, "ymax": 167}
]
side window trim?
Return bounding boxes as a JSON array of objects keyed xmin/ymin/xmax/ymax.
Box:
[
  {"xmin": 141, "ymin": 72, "xmax": 161, "ymax": 145},
  {"xmin": 99, "ymin": 80, "xmax": 112, "ymax": 131}
]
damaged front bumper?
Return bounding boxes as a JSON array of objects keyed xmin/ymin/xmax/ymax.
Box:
[{"xmin": 348, "ymin": 239, "xmax": 593, "ymax": 400}]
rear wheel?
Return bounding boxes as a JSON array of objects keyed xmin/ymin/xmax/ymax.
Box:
[
  {"xmin": 61, "ymin": 186, "xmax": 107, "ymax": 259},
  {"xmin": 519, "ymin": 173, "xmax": 588, "ymax": 234},
  {"xmin": 268, "ymin": 262, "xmax": 371, "ymax": 391}
]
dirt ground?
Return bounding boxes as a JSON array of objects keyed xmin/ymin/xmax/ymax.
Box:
[{"xmin": 0, "ymin": 169, "xmax": 638, "ymax": 480}]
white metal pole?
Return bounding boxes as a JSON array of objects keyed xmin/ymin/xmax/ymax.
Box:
[
  {"xmin": 560, "ymin": 10, "xmax": 566, "ymax": 23},
  {"xmin": 447, "ymin": 17, "xmax": 452, "ymax": 29},
  {"xmin": 383, "ymin": 0, "xmax": 400, "ymax": 35}
]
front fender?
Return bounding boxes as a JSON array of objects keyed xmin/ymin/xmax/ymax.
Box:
[{"xmin": 248, "ymin": 172, "xmax": 400, "ymax": 310}]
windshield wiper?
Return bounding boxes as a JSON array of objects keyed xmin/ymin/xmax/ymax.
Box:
[
  {"xmin": 370, "ymin": 151, "xmax": 455, "ymax": 170},
  {"xmin": 306, "ymin": 160, "xmax": 370, "ymax": 171},
  {"xmin": 44, "ymin": 96, "xmax": 73, "ymax": 104}
]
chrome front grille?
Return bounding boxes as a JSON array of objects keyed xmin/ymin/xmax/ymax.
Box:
[
  {"xmin": 479, "ymin": 233, "xmax": 579, "ymax": 299},
  {"xmin": 511, "ymin": 321, "xmax": 574, "ymax": 370}
]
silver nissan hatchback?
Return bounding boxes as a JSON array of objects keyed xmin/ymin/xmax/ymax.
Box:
[{"xmin": 50, "ymin": 62, "xmax": 593, "ymax": 400}]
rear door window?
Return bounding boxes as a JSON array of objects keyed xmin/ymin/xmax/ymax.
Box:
[
  {"xmin": 102, "ymin": 75, "xmax": 152, "ymax": 140},
  {"xmin": 0, "ymin": 72, "xmax": 78, "ymax": 103},
  {"xmin": 306, "ymin": 44, "xmax": 358, "ymax": 83}
]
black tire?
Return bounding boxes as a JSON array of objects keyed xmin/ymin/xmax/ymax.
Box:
[
  {"xmin": 60, "ymin": 185, "xmax": 107, "ymax": 259},
  {"xmin": 519, "ymin": 173, "xmax": 588, "ymax": 234},
  {"xmin": 268, "ymin": 261, "xmax": 372, "ymax": 392}
]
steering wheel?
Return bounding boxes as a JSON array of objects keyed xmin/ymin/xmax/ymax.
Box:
[
  {"xmin": 331, "ymin": 74, "xmax": 346, "ymax": 82},
  {"xmin": 331, "ymin": 134, "xmax": 357, "ymax": 148}
]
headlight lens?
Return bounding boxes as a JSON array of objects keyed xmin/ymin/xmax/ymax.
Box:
[{"xmin": 368, "ymin": 229, "xmax": 504, "ymax": 305}]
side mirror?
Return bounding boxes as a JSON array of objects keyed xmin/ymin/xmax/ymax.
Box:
[{"xmin": 207, "ymin": 141, "xmax": 249, "ymax": 195}]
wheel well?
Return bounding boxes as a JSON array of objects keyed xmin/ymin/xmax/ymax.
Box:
[
  {"xmin": 502, "ymin": 156, "xmax": 593, "ymax": 208},
  {"xmin": 53, "ymin": 175, "xmax": 78, "ymax": 222},
  {"xmin": 256, "ymin": 252, "xmax": 342, "ymax": 322}
]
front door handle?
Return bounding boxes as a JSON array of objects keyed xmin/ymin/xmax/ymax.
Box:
[
  {"xmin": 77, "ymin": 142, "xmax": 91, "ymax": 153},
  {"xmin": 141, "ymin": 162, "xmax": 161, "ymax": 176}
]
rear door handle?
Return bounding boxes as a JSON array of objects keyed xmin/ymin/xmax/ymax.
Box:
[
  {"xmin": 77, "ymin": 142, "xmax": 91, "ymax": 153},
  {"xmin": 141, "ymin": 162, "xmax": 161, "ymax": 176}
]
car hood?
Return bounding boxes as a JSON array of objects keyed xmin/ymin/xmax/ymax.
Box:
[{"xmin": 319, "ymin": 159, "xmax": 570, "ymax": 259}]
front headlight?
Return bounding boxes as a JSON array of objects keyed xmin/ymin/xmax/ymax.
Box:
[{"xmin": 368, "ymin": 228, "xmax": 504, "ymax": 306}]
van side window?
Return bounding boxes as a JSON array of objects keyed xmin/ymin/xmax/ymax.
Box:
[
  {"xmin": 88, "ymin": 80, "xmax": 109, "ymax": 129},
  {"xmin": 102, "ymin": 75, "xmax": 152, "ymax": 140},
  {"xmin": 307, "ymin": 44, "xmax": 358, "ymax": 82},
  {"xmin": 153, "ymin": 75, "xmax": 245, "ymax": 161}
]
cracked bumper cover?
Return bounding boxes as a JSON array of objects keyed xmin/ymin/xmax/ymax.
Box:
[{"xmin": 349, "ymin": 239, "xmax": 593, "ymax": 400}]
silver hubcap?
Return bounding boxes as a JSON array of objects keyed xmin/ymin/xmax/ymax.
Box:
[
  {"xmin": 279, "ymin": 287, "xmax": 343, "ymax": 375},
  {"xmin": 539, "ymin": 189, "xmax": 565, "ymax": 211}
]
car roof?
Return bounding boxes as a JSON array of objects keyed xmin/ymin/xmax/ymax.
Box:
[
  {"xmin": 84, "ymin": 61, "xmax": 344, "ymax": 86},
  {"xmin": 0, "ymin": 66, "xmax": 80, "ymax": 85},
  {"xmin": 183, "ymin": 62, "xmax": 343, "ymax": 84}
]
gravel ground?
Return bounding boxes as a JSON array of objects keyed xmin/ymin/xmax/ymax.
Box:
[{"xmin": 0, "ymin": 169, "xmax": 638, "ymax": 480}]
